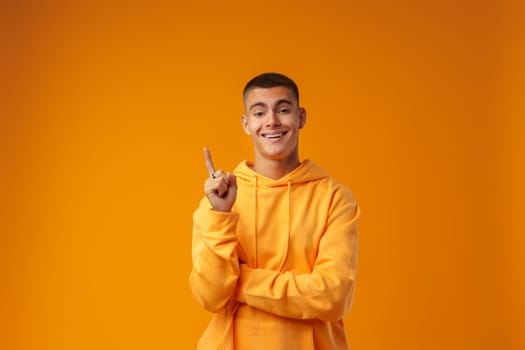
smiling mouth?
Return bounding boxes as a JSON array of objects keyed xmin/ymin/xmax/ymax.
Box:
[{"xmin": 262, "ymin": 131, "xmax": 287, "ymax": 139}]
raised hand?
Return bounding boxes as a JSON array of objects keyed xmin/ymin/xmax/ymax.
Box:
[{"xmin": 203, "ymin": 147, "xmax": 237, "ymax": 212}]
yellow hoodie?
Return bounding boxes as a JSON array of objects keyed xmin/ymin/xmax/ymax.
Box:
[{"xmin": 190, "ymin": 160, "xmax": 359, "ymax": 349}]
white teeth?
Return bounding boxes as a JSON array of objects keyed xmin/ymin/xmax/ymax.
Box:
[{"xmin": 264, "ymin": 133, "xmax": 283, "ymax": 139}]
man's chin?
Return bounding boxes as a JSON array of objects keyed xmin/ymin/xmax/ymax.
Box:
[
  {"xmin": 261, "ymin": 151, "xmax": 290, "ymax": 161},
  {"xmin": 255, "ymin": 145, "xmax": 296, "ymax": 161}
]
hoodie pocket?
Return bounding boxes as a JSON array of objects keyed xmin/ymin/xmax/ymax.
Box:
[{"xmin": 233, "ymin": 316, "xmax": 314, "ymax": 350}]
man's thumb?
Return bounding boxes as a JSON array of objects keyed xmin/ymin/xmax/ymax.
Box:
[{"xmin": 227, "ymin": 173, "xmax": 237, "ymax": 188}]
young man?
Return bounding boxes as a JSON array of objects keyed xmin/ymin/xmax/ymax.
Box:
[{"xmin": 189, "ymin": 73, "xmax": 360, "ymax": 349}]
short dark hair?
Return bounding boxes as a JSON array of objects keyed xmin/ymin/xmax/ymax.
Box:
[{"xmin": 243, "ymin": 72, "xmax": 299, "ymax": 105}]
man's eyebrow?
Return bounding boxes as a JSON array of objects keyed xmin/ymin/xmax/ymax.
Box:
[
  {"xmin": 248, "ymin": 102, "xmax": 267, "ymax": 111},
  {"xmin": 274, "ymin": 99, "xmax": 293, "ymax": 106},
  {"xmin": 248, "ymin": 99, "xmax": 294, "ymax": 111}
]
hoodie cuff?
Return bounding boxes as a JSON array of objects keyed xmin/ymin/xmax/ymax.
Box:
[
  {"xmin": 234, "ymin": 264, "xmax": 254, "ymax": 303},
  {"xmin": 195, "ymin": 207, "xmax": 240, "ymax": 247}
]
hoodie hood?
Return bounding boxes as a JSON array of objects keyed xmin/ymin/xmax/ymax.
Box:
[
  {"xmin": 232, "ymin": 160, "xmax": 329, "ymax": 271},
  {"xmin": 234, "ymin": 159, "xmax": 328, "ymax": 187}
]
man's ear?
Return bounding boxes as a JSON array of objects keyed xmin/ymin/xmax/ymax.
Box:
[
  {"xmin": 241, "ymin": 115, "xmax": 251, "ymax": 135},
  {"xmin": 299, "ymin": 108, "xmax": 307, "ymax": 129}
]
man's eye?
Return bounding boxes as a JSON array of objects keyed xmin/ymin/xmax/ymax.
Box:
[
  {"xmin": 278, "ymin": 108, "xmax": 290, "ymax": 114},
  {"xmin": 254, "ymin": 111, "xmax": 264, "ymax": 117}
]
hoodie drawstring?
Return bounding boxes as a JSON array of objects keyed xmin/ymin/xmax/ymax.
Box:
[
  {"xmin": 276, "ymin": 180, "xmax": 291, "ymax": 271},
  {"xmin": 253, "ymin": 175, "xmax": 258, "ymax": 268}
]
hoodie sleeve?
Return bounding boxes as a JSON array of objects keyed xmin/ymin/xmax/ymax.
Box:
[
  {"xmin": 234, "ymin": 187, "xmax": 359, "ymax": 322},
  {"xmin": 189, "ymin": 198, "xmax": 240, "ymax": 313}
]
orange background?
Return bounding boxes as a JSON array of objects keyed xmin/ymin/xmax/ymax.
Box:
[{"xmin": 2, "ymin": 1, "xmax": 524, "ymax": 349}]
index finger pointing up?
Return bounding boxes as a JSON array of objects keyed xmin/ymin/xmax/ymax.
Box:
[{"xmin": 203, "ymin": 147, "xmax": 216, "ymax": 177}]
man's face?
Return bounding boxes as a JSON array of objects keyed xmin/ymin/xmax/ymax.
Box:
[{"xmin": 242, "ymin": 86, "xmax": 306, "ymax": 162}]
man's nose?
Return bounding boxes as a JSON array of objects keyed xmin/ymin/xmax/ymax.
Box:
[{"xmin": 266, "ymin": 111, "xmax": 281, "ymax": 127}]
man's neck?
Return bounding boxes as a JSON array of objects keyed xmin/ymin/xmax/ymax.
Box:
[{"xmin": 251, "ymin": 155, "xmax": 301, "ymax": 180}]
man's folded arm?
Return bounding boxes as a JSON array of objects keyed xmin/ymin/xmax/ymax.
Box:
[{"xmin": 234, "ymin": 189, "xmax": 359, "ymax": 322}]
